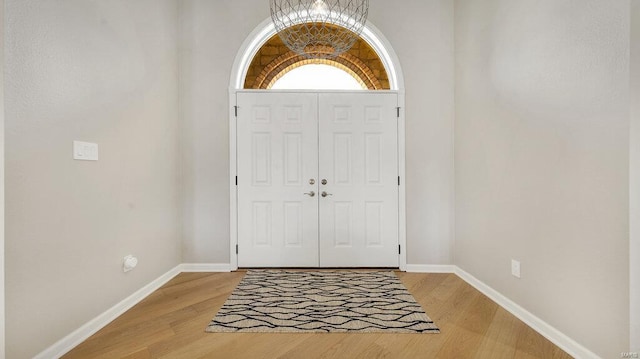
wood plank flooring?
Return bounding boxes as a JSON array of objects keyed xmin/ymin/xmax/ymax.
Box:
[{"xmin": 63, "ymin": 271, "xmax": 573, "ymax": 359}]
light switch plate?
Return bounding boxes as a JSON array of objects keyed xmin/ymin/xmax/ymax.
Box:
[{"xmin": 73, "ymin": 141, "xmax": 99, "ymax": 161}]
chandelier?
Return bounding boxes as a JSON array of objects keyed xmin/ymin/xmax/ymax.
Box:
[{"xmin": 269, "ymin": 0, "xmax": 369, "ymax": 59}]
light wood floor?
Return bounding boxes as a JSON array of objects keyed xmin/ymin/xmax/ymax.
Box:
[{"xmin": 63, "ymin": 271, "xmax": 572, "ymax": 359}]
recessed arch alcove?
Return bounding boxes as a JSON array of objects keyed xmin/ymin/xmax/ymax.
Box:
[{"xmin": 229, "ymin": 17, "xmax": 407, "ymax": 271}]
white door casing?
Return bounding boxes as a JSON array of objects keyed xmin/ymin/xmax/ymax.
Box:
[
  {"xmin": 236, "ymin": 92, "xmax": 319, "ymax": 267},
  {"xmin": 229, "ymin": 17, "xmax": 406, "ymax": 271},
  {"xmin": 236, "ymin": 91, "xmax": 399, "ymax": 268},
  {"xmin": 318, "ymin": 93, "xmax": 399, "ymax": 267}
]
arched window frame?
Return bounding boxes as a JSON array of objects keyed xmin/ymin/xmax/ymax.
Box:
[{"xmin": 230, "ymin": 18, "xmax": 404, "ymax": 91}]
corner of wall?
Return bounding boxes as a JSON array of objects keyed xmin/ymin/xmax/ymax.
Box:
[
  {"xmin": 0, "ymin": 0, "xmax": 5, "ymax": 356},
  {"xmin": 630, "ymin": 0, "xmax": 640, "ymax": 351},
  {"xmin": 176, "ymin": 0, "xmax": 186, "ymax": 265}
]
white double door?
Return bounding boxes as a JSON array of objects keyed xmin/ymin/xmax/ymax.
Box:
[{"xmin": 237, "ymin": 91, "xmax": 398, "ymax": 267}]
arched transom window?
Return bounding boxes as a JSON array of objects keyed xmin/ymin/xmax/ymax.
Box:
[{"xmin": 244, "ymin": 29, "xmax": 390, "ymax": 90}]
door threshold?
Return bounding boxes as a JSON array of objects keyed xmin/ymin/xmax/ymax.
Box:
[{"xmin": 237, "ymin": 267, "xmax": 400, "ymax": 270}]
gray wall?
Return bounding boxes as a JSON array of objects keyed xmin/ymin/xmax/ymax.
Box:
[
  {"xmin": 4, "ymin": 1, "xmax": 181, "ymax": 357},
  {"xmin": 179, "ymin": 0, "xmax": 455, "ymax": 265},
  {"xmin": 4, "ymin": 0, "xmax": 634, "ymax": 357},
  {"xmin": 0, "ymin": 0, "xmax": 5, "ymax": 356},
  {"xmin": 454, "ymin": 0, "xmax": 630, "ymax": 357},
  {"xmin": 631, "ymin": 0, "xmax": 640, "ymax": 351}
]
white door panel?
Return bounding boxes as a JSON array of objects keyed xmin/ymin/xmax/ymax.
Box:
[
  {"xmin": 318, "ymin": 93, "xmax": 399, "ymax": 267},
  {"xmin": 237, "ymin": 92, "xmax": 319, "ymax": 267},
  {"xmin": 236, "ymin": 91, "xmax": 398, "ymax": 268}
]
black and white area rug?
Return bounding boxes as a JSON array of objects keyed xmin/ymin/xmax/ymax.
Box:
[{"xmin": 206, "ymin": 270, "xmax": 440, "ymax": 333}]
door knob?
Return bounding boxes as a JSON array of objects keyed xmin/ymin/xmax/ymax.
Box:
[
  {"xmin": 304, "ymin": 191, "xmax": 316, "ymax": 197},
  {"xmin": 321, "ymin": 191, "xmax": 333, "ymax": 197}
]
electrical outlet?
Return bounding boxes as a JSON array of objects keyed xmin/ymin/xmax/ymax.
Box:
[{"xmin": 511, "ymin": 259, "xmax": 521, "ymax": 278}]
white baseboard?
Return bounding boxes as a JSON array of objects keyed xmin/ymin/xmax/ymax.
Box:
[
  {"xmin": 453, "ymin": 267, "xmax": 600, "ymax": 359},
  {"xmin": 179, "ymin": 263, "xmax": 233, "ymax": 272},
  {"xmin": 35, "ymin": 263, "xmax": 599, "ymax": 359},
  {"xmin": 405, "ymin": 264, "xmax": 456, "ymax": 273},
  {"xmin": 34, "ymin": 263, "xmax": 233, "ymax": 358},
  {"xmin": 34, "ymin": 264, "xmax": 183, "ymax": 359}
]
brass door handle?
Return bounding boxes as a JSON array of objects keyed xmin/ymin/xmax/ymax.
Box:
[
  {"xmin": 304, "ymin": 191, "xmax": 316, "ymax": 197},
  {"xmin": 321, "ymin": 191, "xmax": 333, "ymax": 197}
]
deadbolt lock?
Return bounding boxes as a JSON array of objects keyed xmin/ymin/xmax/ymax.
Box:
[{"xmin": 321, "ymin": 179, "xmax": 327, "ymax": 185}]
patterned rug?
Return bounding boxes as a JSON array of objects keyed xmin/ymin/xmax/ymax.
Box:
[{"xmin": 206, "ymin": 270, "xmax": 440, "ymax": 333}]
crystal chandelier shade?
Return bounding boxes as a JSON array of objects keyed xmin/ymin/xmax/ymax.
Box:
[{"xmin": 269, "ymin": 0, "xmax": 369, "ymax": 59}]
